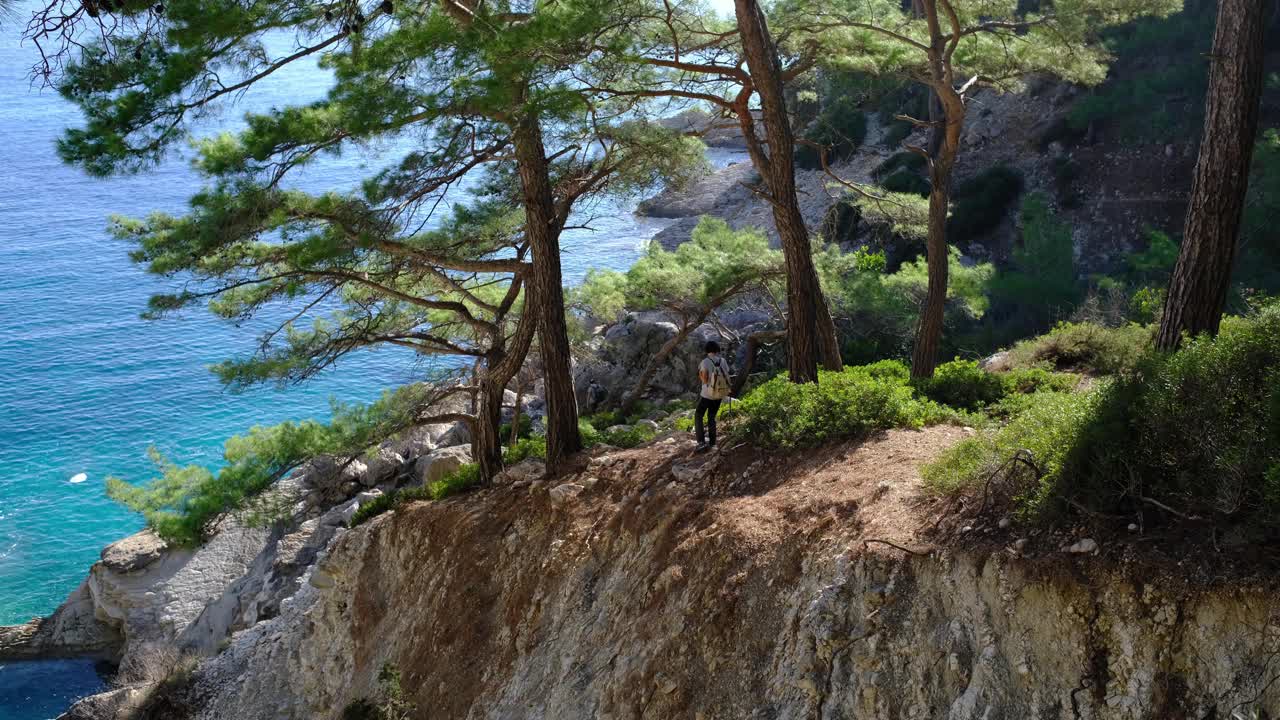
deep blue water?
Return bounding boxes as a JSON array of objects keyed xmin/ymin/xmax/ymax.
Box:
[{"xmin": 0, "ymin": 3, "xmax": 741, "ymax": 716}]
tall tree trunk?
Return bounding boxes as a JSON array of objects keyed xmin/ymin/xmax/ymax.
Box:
[
  {"xmin": 472, "ymin": 291, "xmax": 538, "ymax": 483},
  {"xmin": 734, "ymin": 0, "xmax": 843, "ymax": 383},
  {"xmin": 910, "ymin": 0, "xmax": 966, "ymax": 379},
  {"xmin": 512, "ymin": 112, "xmax": 582, "ymax": 471},
  {"xmin": 732, "ymin": 329, "xmax": 786, "ymax": 396},
  {"xmin": 1156, "ymin": 0, "xmax": 1265, "ymax": 350},
  {"xmin": 472, "ymin": 373, "xmax": 506, "ymax": 481}
]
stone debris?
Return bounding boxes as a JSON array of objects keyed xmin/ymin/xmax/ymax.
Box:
[
  {"xmin": 1066, "ymin": 538, "xmax": 1099, "ymax": 554},
  {"xmin": 548, "ymin": 483, "xmax": 585, "ymax": 507}
]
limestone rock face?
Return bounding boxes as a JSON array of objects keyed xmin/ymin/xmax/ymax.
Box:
[
  {"xmin": 573, "ymin": 311, "xmax": 747, "ymax": 411},
  {"xmin": 182, "ymin": 449, "xmax": 1280, "ymax": 720}
]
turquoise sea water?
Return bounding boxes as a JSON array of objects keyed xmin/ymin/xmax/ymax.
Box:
[{"xmin": 0, "ymin": 5, "xmax": 737, "ymax": 715}]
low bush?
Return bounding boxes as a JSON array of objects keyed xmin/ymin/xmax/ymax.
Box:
[
  {"xmin": 912, "ymin": 359, "xmax": 1008, "ymax": 411},
  {"xmin": 881, "ymin": 118, "xmax": 913, "ymax": 148},
  {"xmin": 343, "ymin": 663, "xmax": 414, "ymax": 720},
  {"xmin": 926, "ymin": 303, "xmax": 1280, "ymax": 536},
  {"xmin": 913, "ymin": 359, "xmax": 1078, "ymax": 412},
  {"xmin": 348, "ymin": 463, "xmax": 481, "ymax": 526},
  {"xmin": 499, "ymin": 414, "xmax": 534, "ymax": 442},
  {"xmin": 948, "ymin": 165, "xmax": 1024, "ymax": 245},
  {"xmin": 427, "ymin": 462, "xmax": 482, "ymax": 500},
  {"xmin": 729, "ymin": 364, "xmax": 956, "ymax": 450},
  {"xmin": 998, "ymin": 321, "xmax": 1152, "ymax": 375},
  {"xmin": 921, "ymin": 389, "xmax": 1096, "ymax": 507},
  {"xmin": 873, "ymin": 152, "xmax": 927, "ymax": 179},
  {"xmin": 880, "ymin": 169, "xmax": 930, "ymax": 197},
  {"xmin": 504, "ymin": 435, "xmax": 547, "ymax": 465}
]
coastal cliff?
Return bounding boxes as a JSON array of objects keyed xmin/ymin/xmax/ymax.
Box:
[{"xmin": 17, "ymin": 426, "xmax": 1280, "ymax": 719}]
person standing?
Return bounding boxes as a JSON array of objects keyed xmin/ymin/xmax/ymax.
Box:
[{"xmin": 695, "ymin": 341, "xmax": 732, "ymax": 453}]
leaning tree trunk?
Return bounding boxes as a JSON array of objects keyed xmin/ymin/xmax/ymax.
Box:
[
  {"xmin": 472, "ymin": 292, "xmax": 538, "ymax": 483},
  {"xmin": 1156, "ymin": 0, "xmax": 1265, "ymax": 351},
  {"xmin": 734, "ymin": 0, "xmax": 843, "ymax": 383},
  {"xmin": 512, "ymin": 112, "xmax": 582, "ymax": 472},
  {"xmin": 910, "ymin": 3, "xmax": 967, "ymax": 380}
]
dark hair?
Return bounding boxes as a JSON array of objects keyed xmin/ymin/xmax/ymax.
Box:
[{"xmin": 705, "ymin": 340, "xmax": 721, "ymax": 354}]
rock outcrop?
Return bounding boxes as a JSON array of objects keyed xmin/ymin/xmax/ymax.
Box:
[{"xmin": 142, "ymin": 430, "xmax": 1280, "ymax": 719}]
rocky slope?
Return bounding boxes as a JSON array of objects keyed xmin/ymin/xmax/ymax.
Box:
[{"xmin": 24, "ymin": 425, "xmax": 1278, "ymax": 720}]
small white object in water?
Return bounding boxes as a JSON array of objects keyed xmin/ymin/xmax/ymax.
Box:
[{"xmin": 69, "ymin": 472, "xmax": 88, "ymax": 484}]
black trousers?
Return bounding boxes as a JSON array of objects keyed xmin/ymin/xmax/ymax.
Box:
[{"xmin": 695, "ymin": 396, "xmax": 722, "ymax": 445}]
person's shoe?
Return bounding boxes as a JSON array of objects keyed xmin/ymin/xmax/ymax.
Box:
[{"xmin": 693, "ymin": 442, "xmax": 711, "ymax": 454}]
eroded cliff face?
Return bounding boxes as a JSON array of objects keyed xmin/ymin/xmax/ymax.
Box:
[{"xmin": 183, "ymin": 430, "xmax": 1280, "ymax": 720}]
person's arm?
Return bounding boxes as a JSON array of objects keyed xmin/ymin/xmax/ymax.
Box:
[{"xmin": 699, "ymin": 359, "xmax": 709, "ymax": 385}]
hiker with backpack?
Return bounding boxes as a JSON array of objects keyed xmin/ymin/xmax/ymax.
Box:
[{"xmin": 695, "ymin": 340, "xmax": 732, "ymax": 453}]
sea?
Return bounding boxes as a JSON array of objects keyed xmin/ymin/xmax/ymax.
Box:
[{"xmin": 0, "ymin": 4, "xmax": 741, "ymax": 717}]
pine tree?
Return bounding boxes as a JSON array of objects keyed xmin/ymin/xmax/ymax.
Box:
[
  {"xmin": 605, "ymin": 0, "xmax": 844, "ymax": 383},
  {"xmin": 792, "ymin": 0, "xmax": 1179, "ymax": 377},
  {"xmin": 33, "ymin": 0, "xmax": 703, "ymax": 477},
  {"xmin": 1156, "ymin": 0, "xmax": 1267, "ymax": 350}
]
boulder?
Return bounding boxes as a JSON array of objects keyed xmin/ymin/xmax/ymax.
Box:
[
  {"xmin": 548, "ymin": 483, "xmax": 585, "ymax": 507},
  {"xmin": 100, "ymin": 530, "xmax": 167, "ymax": 574},
  {"xmin": 363, "ymin": 448, "xmax": 404, "ymax": 487},
  {"xmin": 436, "ymin": 421, "xmax": 472, "ymax": 449},
  {"xmin": 414, "ymin": 445, "xmax": 474, "ymax": 486},
  {"xmin": 495, "ymin": 459, "xmax": 545, "ymax": 485}
]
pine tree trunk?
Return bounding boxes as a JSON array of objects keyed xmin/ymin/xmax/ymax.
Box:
[
  {"xmin": 734, "ymin": 0, "xmax": 842, "ymax": 384},
  {"xmin": 472, "ymin": 289, "xmax": 538, "ymax": 483},
  {"xmin": 910, "ymin": 167, "xmax": 953, "ymax": 379},
  {"xmin": 512, "ymin": 113, "xmax": 582, "ymax": 472},
  {"xmin": 1156, "ymin": 0, "xmax": 1265, "ymax": 351},
  {"xmin": 732, "ymin": 329, "xmax": 786, "ymax": 396},
  {"xmin": 910, "ymin": 0, "xmax": 966, "ymax": 380},
  {"xmin": 473, "ymin": 374, "xmax": 506, "ymax": 481}
]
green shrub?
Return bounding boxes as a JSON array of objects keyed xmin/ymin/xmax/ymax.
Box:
[
  {"xmin": 927, "ymin": 303, "xmax": 1280, "ymax": 534},
  {"xmin": 1002, "ymin": 366, "xmax": 1078, "ymax": 395},
  {"xmin": 880, "ymin": 169, "xmax": 930, "ymax": 197},
  {"xmin": 1051, "ymin": 157, "xmax": 1083, "ymax": 209},
  {"xmin": 796, "ymin": 99, "xmax": 867, "ymax": 169},
  {"xmin": 599, "ymin": 424, "xmax": 657, "ymax": 448},
  {"xmin": 881, "ymin": 118, "xmax": 913, "ymax": 148},
  {"xmin": 921, "ymin": 390, "xmax": 1098, "ymax": 510},
  {"xmin": 427, "ymin": 462, "xmax": 482, "ymax": 500},
  {"xmin": 504, "ymin": 436, "xmax": 547, "ymax": 465},
  {"xmin": 342, "ymin": 663, "xmax": 414, "ymax": 720},
  {"xmin": 731, "ymin": 365, "xmax": 954, "ymax": 450},
  {"xmin": 499, "ymin": 415, "xmax": 534, "ymax": 442},
  {"xmin": 948, "ymin": 165, "xmax": 1024, "ymax": 244},
  {"xmin": 348, "ymin": 485, "xmax": 430, "ymax": 527},
  {"xmin": 348, "ymin": 463, "xmax": 481, "ymax": 527},
  {"xmin": 874, "ymin": 152, "xmax": 927, "ymax": 179},
  {"xmin": 988, "ymin": 193, "xmax": 1083, "ymax": 335},
  {"xmin": 1001, "ymin": 321, "xmax": 1152, "ymax": 374},
  {"xmin": 913, "ymin": 359, "xmax": 1008, "ymax": 411}
]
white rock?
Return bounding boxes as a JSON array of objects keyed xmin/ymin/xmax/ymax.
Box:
[
  {"xmin": 363, "ymin": 448, "xmax": 404, "ymax": 487},
  {"xmin": 495, "ymin": 459, "xmax": 545, "ymax": 485},
  {"xmin": 414, "ymin": 445, "xmax": 473, "ymax": 486},
  {"xmin": 549, "ymin": 483, "xmax": 585, "ymax": 507},
  {"xmin": 1065, "ymin": 538, "xmax": 1098, "ymax": 554}
]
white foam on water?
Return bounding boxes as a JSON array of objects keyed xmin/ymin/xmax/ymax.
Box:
[{"xmin": 68, "ymin": 472, "xmax": 88, "ymax": 484}]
